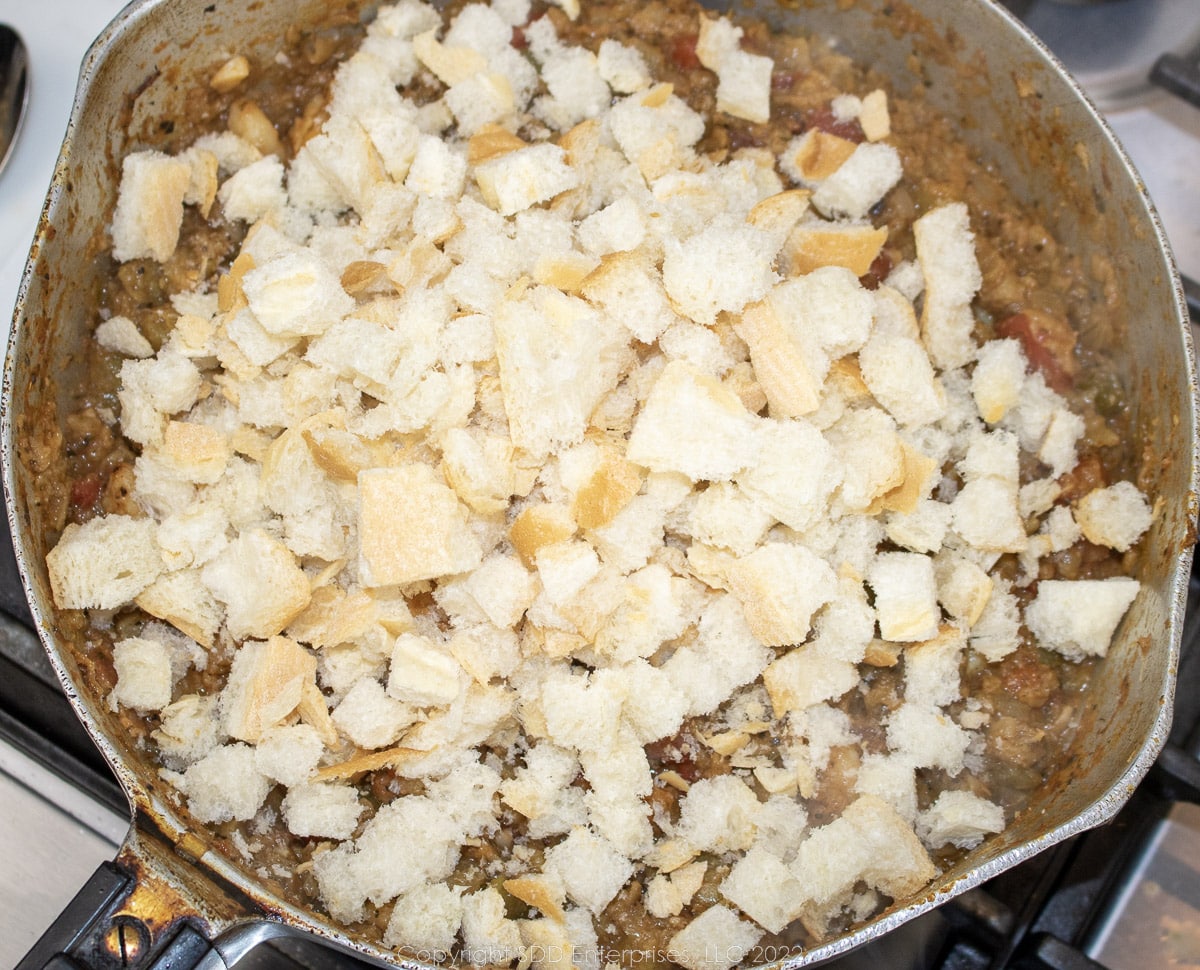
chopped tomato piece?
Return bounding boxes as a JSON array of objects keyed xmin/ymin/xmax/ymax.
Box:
[
  {"xmin": 1057, "ymin": 453, "xmax": 1107, "ymax": 502},
  {"xmin": 670, "ymin": 33, "xmax": 701, "ymax": 71},
  {"xmin": 804, "ymin": 105, "xmax": 865, "ymax": 143},
  {"xmin": 996, "ymin": 308, "xmax": 1077, "ymax": 392},
  {"xmin": 859, "ymin": 250, "xmax": 893, "ymax": 291},
  {"xmin": 645, "ymin": 729, "xmax": 702, "ymax": 783},
  {"xmin": 70, "ymin": 473, "xmax": 102, "ymax": 510}
]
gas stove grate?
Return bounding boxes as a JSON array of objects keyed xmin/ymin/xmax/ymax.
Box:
[{"xmin": 1152, "ymin": 38, "xmax": 1200, "ymax": 110}]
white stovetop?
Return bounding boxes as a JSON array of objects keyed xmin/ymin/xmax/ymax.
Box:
[
  {"xmin": 0, "ymin": 0, "xmax": 129, "ymax": 346},
  {"xmin": 0, "ymin": 1, "xmax": 1197, "ymax": 967}
]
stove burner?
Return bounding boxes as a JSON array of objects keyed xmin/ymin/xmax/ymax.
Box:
[
  {"xmin": 1152, "ymin": 37, "xmax": 1200, "ymax": 109},
  {"xmin": 1021, "ymin": 0, "xmax": 1200, "ymax": 111}
]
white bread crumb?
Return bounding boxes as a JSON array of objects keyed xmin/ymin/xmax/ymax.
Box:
[
  {"xmin": 153, "ymin": 694, "xmax": 220, "ymax": 766},
  {"xmin": 217, "ymin": 156, "xmax": 287, "ymax": 223},
  {"xmin": 886, "ymin": 703, "xmax": 971, "ymax": 775},
  {"xmin": 627, "ymin": 360, "xmax": 760, "ymax": 482},
  {"xmin": 111, "ymin": 150, "xmax": 193, "ymax": 262},
  {"xmin": 675, "ymin": 775, "xmax": 761, "ymax": 853},
  {"xmin": 791, "ymin": 795, "xmax": 936, "ymax": 908},
  {"xmin": 544, "ymin": 826, "xmax": 634, "ymax": 914},
  {"xmin": 1075, "ymin": 481, "xmax": 1153, "ymax": 552},
  {"xmin": 176, "ymin": 742, "xmax": 270, "ymax": 823},
  {"xmin": 219, "ymin": 635, "xmax": 316, "ymax": 743},
  {"xmin": 241, "ymin": 250, "xmax": 355, "ymax": 339},
  {"xmin": 934, "ymin": 553, "xmax": 994, "ymax": 628},
  {"xmin": 388, "ymin": 633, "xmax": 462, "ymax": 706},
  {"xmin": 1024, "ymin": 577, "xmax": 1140, "ymax": 660},
  {"xmin": 972, "ymin": 338, "xmax": 1026, "ymax": 424},
  {"xmin": 255, "ymin": 723, "xmax": 324, "ymax": 786},
  {"xmin": 607, "ymin": 86, "xmax": 705, "ymax": 181},
  {"xmin": 661, "ymin": 221, "xmax": 778, "ymax": 325},
  {"xmin": 736, "ymin": 418, "xmax": 838, "ymax": 533},
  {"xmin": 854, "ymin": 753, "xmax": 917, "ymax": 822},
  {"xmin": 461, "ymin": 887, "xmax": 524, "ymax": 965},
  {"xmin": 727, "ymin": 541, "xmax": 838, "ymax": 647},
  {"xmin": 917, "ymin": 789, "xmax": 1005, "ymax": 850},
  {"xmin": 720, "ymin": 845, "xmax": 806, "ymax": 934},
  {"xmin": 968, "ymin": 577, "xmax": 1021, "ymax": 662},
  {"xmin": 597, "ymin": 39, "xmax": 650, "ymax": 94},
  {"xmin": 667, "ymin": 904, "xmax": 763, "ymax": 970},
  {"xmin": 384, "ymin": 883, "xmax": 464, "ymax": 955},
  {"xmin": 904, "ymin": 625, "xmax": 965, "ymax": 708},
  {"xmin": 867, "ymin": 552, "xmax": 940, "ymax": 642},
  {"xmin": 493, "ymin": 286, "xmax": 625, "ymax": 458},
  {"xmin": 357, "ymin": 465, "xmax": 483, "ymax": 586},
  {"xmin": 764, "ymin": 646, "xmax": 858, "ymax": 717},
  {"xmin": 534, "ymin": 47, "xmax": 611, "ymax": 131},
  {"xmin": 118, "ymin": 350, "xmax": 204, "ymax": 447},
  {"xmin": 859, "ymin": 331, "xmax": 946, "ymax": 428},
  {"xmin": 687, "ymin": 482, "xmax": 774, "ymax": 556},
  {"xmin": 859, "ymin": 89, "xmax": 890, "ymax": 141},
  {"xmin": 474, "ymin": 142, "xmax": 580, "ymax": 216},
  {"xmin": 914, "ymin": 203, "xmax": 982, "ymax": 369},
  {"xmin": 332, "ymin": 677, "xmax": 419, "ymax": 748},
  {"xmin": 110, "ymin": 636, "xmax": 173, "ymax": 713},
  {"xmin": 810, "ymin": 143, "xmax": 902, "ymax": 220},
  {"xmin": 696, "ymin": 14, "xmax": 773, "ymax": 124},
  {"xmin": 282, "ymin": 782, "xmax": 365, "ymax": 839},
  {"xmin": 200, "ymin": 528, "xmax": 311, "ymax": 641},
  {"xmin": 47, "ymin": 515, "xmax": 163, "ymax": 611},
  {"xmin": 96, "ymin": 316, "xmax": 154, "ymax": 358}
]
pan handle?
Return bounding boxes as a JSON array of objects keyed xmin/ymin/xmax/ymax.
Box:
[
  {"xmin": 15, "ymin": 858, "xmax": 221, "ymax": 970},
  {"xmin": 14, "ymin": 823, "xmax": 292, "ymax": 970}
]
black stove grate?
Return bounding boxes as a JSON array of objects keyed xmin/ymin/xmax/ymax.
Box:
[
  {"xmin": 1150, "ymin": 39, "xmax": 1200, "ymax": 327},
  {"xmin": 1152, "ymin": 38, "xmax": 1200, "ymax": 111}
]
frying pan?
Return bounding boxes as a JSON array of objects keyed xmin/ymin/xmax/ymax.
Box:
[{"xmin": 4, "ymin": 0, "xmax": 1198, "ymax": 967}]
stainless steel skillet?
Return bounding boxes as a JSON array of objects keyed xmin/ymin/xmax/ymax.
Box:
[{"xmin": 3, "ymin": 0, "xmax": 1197, "ymax": 967}]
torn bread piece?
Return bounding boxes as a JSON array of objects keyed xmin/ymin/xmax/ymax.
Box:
[
  {"xmin": 47, "ymin": 515, "xmax": 163, "ymax": 611},
  {"xmin": 201, "ymin": 528, "xmax": 311, "ymax": 641},
  {"xmin": 110, "ymin": 150, "xmax": 193, "ymax": 263},
  {"xmin": 917, "ymin": 789, "xmax": 1005, "ymax": 851},
  {"xmin": 667, "ymin": 904, "xmax": 763, "ymax": 970},
  {"xmin": 220, "ymin": 635, "xmax": 318, "ymax": 743},
  {"xmin": 474, "ymin": 142, "xmax": 580, "ymax": 216},
  {"xmin": 358, "ymin": 464, "xmax": 484, "ymax": 587},
  {"xmin": 627, "ymin": 360, "xmax": 761, "ymax": 482},
  {"xmin": 696, "ymin": 13, "xmax": 774, "ymax": 124},
  {"xmin": 914, "ymin": 202, "xmax": 982, "ymax": 369},
  {"xmin": 1024, "ymin": 578, "xmax": 1140, "ymax": 661},
  {"xmin": 785, "ymin": 221, "xmax": 886, "ymax": 277},
  {"xmin": 494, "ymin": 285, "xmax": 626, "ymax": 458},
  {"xmin": 733, "ymin": 299, "xmax": 822, "ymax": 418},
  {"xmin": 110, "ymin": 636, "xmax": 174, "ymax": 714},
  {"xmin": 727, "ymin": 541, "xmax": 838, "ymax": 647},
  {"xmin": 1075, "ymin": 481, "xmax": 1153, "ymax": 552},
  {"xmin": 867, "ymin": 551, "xmax": 940, "ymax": 643},
  {"xmin": 661, "ymin": 220, "xmax": 779, "ymax": 326},
  {"xmin": 96, "ymin": 316, "xmax": 154, "ymax": 359}
]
